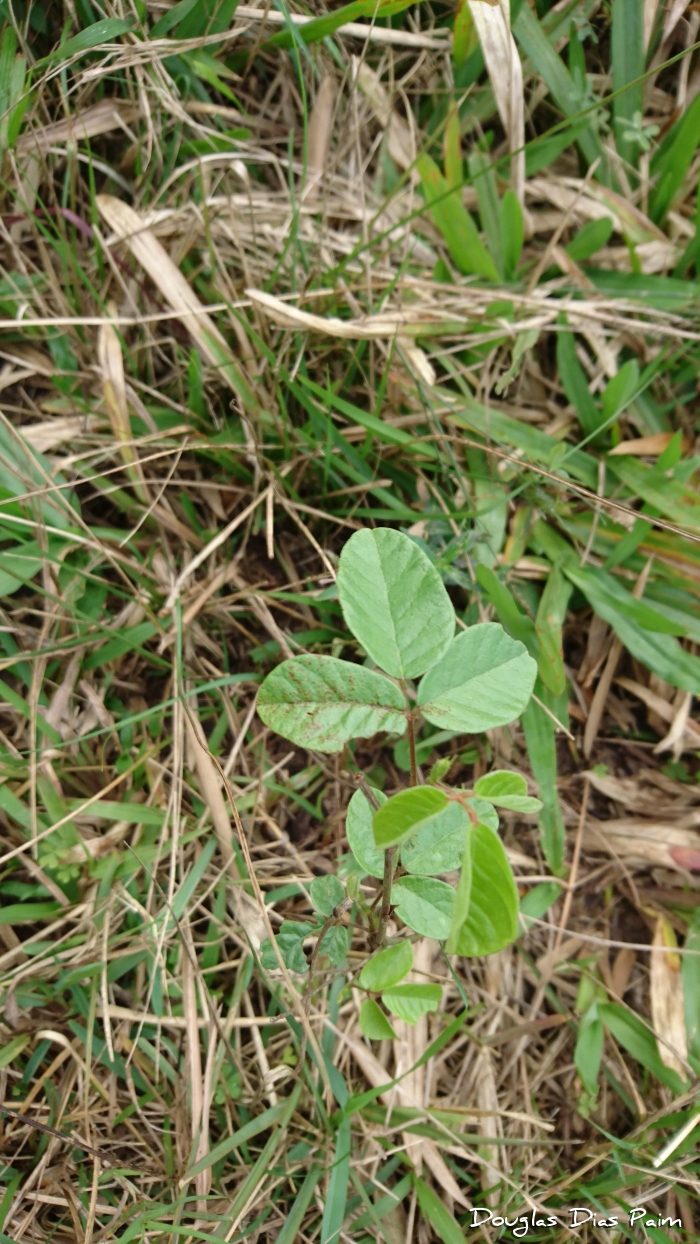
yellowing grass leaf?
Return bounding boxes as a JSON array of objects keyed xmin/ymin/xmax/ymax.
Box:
[
  {"xmin": 96, "ymin": 195, "xmax": 259, "ymax": 413},
  {"xmin": 468, "ymin": 0, "xmax": 524, "ymax": 203}
]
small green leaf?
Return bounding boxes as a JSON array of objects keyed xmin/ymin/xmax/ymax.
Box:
[
  {"xmin": 42, "ymin": 18, "xmax": 131, "ymax": 63},
  {"xmin": 381, "ymin": 983, "xmax": 442, "ymax": 1024},
  {"xmin": 261, "ymin": 922, "xmax": 316, "ymax": 974},
  {"xmin": 520, "ymin": 881, "xmax": 562, "ymax": 922},
  {"xmin": 256, "ymin": 655, "xmax": 406, "ymax": 752},
  {"xmin": 337, "ymin": 528, "xmax": 455, "ymax": 679},
  {"xmin": 359, "ymin": 940, "xmax": 413, "ymax": 992},
  {"xmin": 500, "ymin": 189, "xmax": 524, "ymax": 281},
  {"xmin": 359, "ymin": 998, "xmax": 397, "ymax": 1040},
  {"xmin": 556, "ymin": 329, "xmax": 601, "ymax": 439},
  {"xmin": 417, "ymin": 624, "xmax": 537, "ymax": 733},
  {"xmin": 454, "ymin": 824, "xmax": 518, "ymax": 956},
  {"xmin": 310, "ymin": 875, "xmax": 345, "ymax": 917},
  {"xmin": 473, "ymin": 770, "xmax": 542, "ymax": 814},
  {"xmin": 428, "ymin": 756, "xmax": 453, "ymax": 784},
  {"xmin": 401, "ymin": 801, "xmax": 469, "ymax": 875},
  {"xmin": 320, "ymin": 925, "xmax": 349, "ymax": 967},
  {"xmin": 391, "ymin": 876, "xmax": 454, "ymax": 938},
  {"xmin": 598, "ymin": 1003, "xmax": 687, "ymax": 1092},
  {"xmin": 566, "ymin": 217, "xmax": 613, "ymax": 262},
  {"xmin": 373, "ymin": 787, "xmax": 448, "ymax": 850},
  {"xmin": 466, "ymin": 797, "xmax": 499, "ymax": 831},
  {"xmin": 346, "ymin": 787, "xmax": 386, "ymax": 879},
  {"xmin": 0, "ymin": 1033, "xmax": 29, "ymax": 1069}
]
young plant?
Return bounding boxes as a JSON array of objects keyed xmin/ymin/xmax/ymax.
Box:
[{"xmin": 256, "ymin": 528, "xmax": 542, "ymax": 1038}]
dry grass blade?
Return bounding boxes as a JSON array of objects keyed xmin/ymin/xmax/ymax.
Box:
[
  {"xmin": 468, "ymin": 0, "xmax": 524, "ymax": 203},
  {"xmin": 650, "ymin": 916, "xmax": 688, "ymax": 1078}
]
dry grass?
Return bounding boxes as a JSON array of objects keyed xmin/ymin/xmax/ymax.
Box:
[{"xmin": 1, "ymin": 1, "xmax": 700, "ymax": 1241}]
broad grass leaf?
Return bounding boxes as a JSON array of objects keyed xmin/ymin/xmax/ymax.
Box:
[
  {"xmin": 650, "ymin": 93, "xmax": 700, "ymax": 222},
  {"xmin": 521, "ymin": 683, "xmax": 566, "ymax": 875},
  {"xmin": 391, "ymin": 876, "xmax": 454, "ymax": 938},
  {"xmin": 400, "ymin": 801, "xmax": 469, "ymax": 875},
  {"xmin": 565, "ymin": 565, "xmax": 700, "ymax": 694},
  {"xmin": 346, "ymin": 787, "xmax": 386, "ymax": 879},
  {"xmin": 359, "ymin": 941, "xmax": 413, "ymax": 991},
  {"xmin": 381, "ymin": 983, "xmax": 442, "ymax": 1023},
  {"xmin": 373, "ymin": 787, "xmax": 449, "ymax": 849},
  {"xmin": 414, "ymin": 1176, "xmax": 465, "ymax": 1244},
  {"xmin": 556, "ymin": 329, "xmax": 601, "ymax": 438},
  {"xmin": 256, "ymin": 655, "xmax": 406, "ymax": 752},
  {"xmin": 337, "ymin": 528, "xmax": 455, "ymax": 679},
  {"xmin": 575, "ymin": 1003, "xmax": 603, "ymax": 1097},
  {"xmin": 598, "ymin": 1002, "xmax": 686, "ymax": 1092},
  {"xmin": 520, "ymin": 881, "xmax": 562, "ymax": 923},
  {"xmin": 417, "ymin": 623, "xmax": 537, "ymax": 732},
  {"xmin": 611, "ymin": 0, "xmax": 644, "ymax": 168},
  {"xmin": 310, "ymin": 875, "xmax": 344, "ymax": 917},
  {"xmin": 417, "ymin": 152, "xmax": 499, "ymax": 281},
  {"xmin": 600, "ymin": 359, "xmax": 640, "ymax": 425},
  {"xmin": 320, "ymin": 1117, "xmax": 351, "ymax": 1244},
  {"xmin": 359, "ymin": 999, "xmax": 396, "ymax": 1040},
  {"xmin": 500, "ymin": 189, "xmax": 523, "ymax": 280},
  {"xmin": 535, "ymin": 564, "xmax": 572, "ymax": 696},
  {"xmin": 41, "ymin": 19, "xmax": 131, "ymax": 64},
  {"xmin": 565, "ymin": 217, "xmax": 613, "ymax": 262},
  {"xmin": 453, "ymin": 823, "xmax": 518, "ymax": 956}
]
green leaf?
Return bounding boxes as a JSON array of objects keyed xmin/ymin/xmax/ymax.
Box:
[
  {"xmin": 600, "ymin": 359, "xmax": 640, "ymax": 426},
  {"xmin": 261, "ymin": 922, "xmax": 315, "ymax": 974},
  {"xmin": 320, "ymin": 925, "xmax": 349, "ymax": 967},
  {"xmin": 556, "ymin": 329, "xmax": 601, "ymax": 439},
  {"xmin": 414, "ymin": 1176, "xmax": 466, "ymax": 1244},
  {"xmin": 650, "ymin": 93, "xmax": 700, "ymax": 222},
  {"xmin": 359, "ymin": 940, "xmax": 413, "ymax": 992},
  {"xmin": 417, "ymin": 153, "xmax": 499, "ymax": 281},
  {"xmin": 256, "ymin": 655, "xmax": 406, "ymax": 752},
  {"xmin": 575, "ymin": 1002, "xmax": 603, "ymax": 1097},
  {"xmin": 473, "ymin": 769, "xmax": 543, "ymax": 814},
  {"xmin": 346, "ymin": 788, "xmax": 386, "ymax": 879},
  {"xmin": 565, "ymin": 565, "xmax": 700, "ymax": 694},
  {"xmin": 417, "ymin": 624, "xmax": 537, "ymax": 733},
  {"xmin": 381, "ymin": 983, "xmax": 442, "ymax": 1024},
  {"xmin": 454, "ymin": 823, "xmax": 519, "ymax": 956},
  {"xmin": 373, "ymin": 787, "xmax": 449, "ymax": 850},
  {"xmin": 0, "ymin": 902, "xmax": 62, "ymax": 925},
  {"xmin": 683, "ymin": 909, "xmax": 700, "ymax": 1069},
  {"xmin": 566, "ymin": 217, "xmax": 614, "ymax": 262},
  {"xmin": 520, "ymin": 881, "xmax": 562, "ymax": 922},
  {"xmin": 263, "ymin": 0, "xmax": 413, "ymax": 49},
  {"xmin": 0, "ymin": 1033, "xmax": 29, "ymax": 1069},
  {"xmin": 469, "ymin": 149, "xmax": 503, "ymax": 279},
  {"xmin": 391, "ymin": 876, "xmax": 454, "ymax": 939},
  {"xmin": 522, "ymin": 684, "xmax": 566, "ymax": 874},
  {"xmin": 310, "ymin": 875, "xmax": 345, "ymax": 917},
  {"xmin": 513, "ymin": 4, "xmax": 605, "ymax": 175},
  {"xmin": 598, "ymin": 1003, "xmax": 686, "ymax": 1092},
  {"xmin": 446, "ymin": 830, "xmax": 472, "ymax": 955},
  {"xmin": 320, "ymin": 1117, "xmax": 351, "ymax": 1244},
  {"xmin": 42, "ymin": 18, "xmax": 131, "ymax": 63},
  {"xmin": 535, "ymin": 564, "xmax": 572, "ymax": 696},
  {"xmin": 611, "ymin": 0, "xmax": 644, "ymax": 169},
  {"xmin": 359, "ymin": 999, "xmax": 396, "ymax": 1041},
  {"xmin": 400, "ymin": 801, "xmax": 469, "ymax": 875},
  {"xmin": 337, "ymin": 528, "xmax": 455, "ymax": 679},
  {"xmin": 500, "ymin": 189, "xmax": 524, "ymax": 281},
  {"xmin": 466, "ymin": 797, "xmax": 499, "ymax": 832}
]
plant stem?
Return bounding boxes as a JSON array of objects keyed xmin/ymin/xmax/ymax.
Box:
[
  {"xmin": 407, "ymin": 713, "xmax": 418, "ymax": 787},
  {"xmin": 376, "ymin": 846, "xmax": 397, "ymax": 948}
]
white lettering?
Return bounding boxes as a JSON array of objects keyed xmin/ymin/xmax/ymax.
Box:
[
  {"xmin": 628, "ymin": 1208, "xmax": 646, "ymax": 1225},
  {"xmin": 570, "ymin": 1208, "xmax": 594, "ymax": 1227}
]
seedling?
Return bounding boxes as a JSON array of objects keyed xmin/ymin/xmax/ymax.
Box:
[{"xmin": 257, "ymin": 528, "xmax": 542, "ymax": 1038}]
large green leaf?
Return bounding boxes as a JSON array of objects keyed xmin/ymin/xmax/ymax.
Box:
[
  {"xmin": 417, "ymin": 153, "xmax": 499, "ymax": 281},
  {"xmin": 256, "ymin": 656, "xmax": 406, "ymax": 752},
  {"xmin": 381, "ymin": 983, "xmax": 442, "ymax": 1024},
  {"xmin": 400, "ymin": 801, "xmax": 469, "ymax": 875},
  {"xmin": 359, "ymin": 941, "xmax": 413, "ymax": 992},
  {"xmin": 310, "ymin": 875, "xmax": 345, "ymax": 917},
  {"xmin": 391, "ymin": 876, "xmax": 454, "ymax": 938},
  {"xmin": 417, "ymin": 624, "xmax": 537, "ymax": 733},
  {"xmin": 337, "ymin": 528, "xmax": 455, "ymax": 679},
  {"xmin": 373, "ymin": 787, "xmax": 449, "ymax": 850},
  {"xmin": 454, "ymin": 823, "xmax": 519, "ymax": 956},
  {"xmin": 346, "ymin": 787, "xmax": 386, "ymax": 879}
]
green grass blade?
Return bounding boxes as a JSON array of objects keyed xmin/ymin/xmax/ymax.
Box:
[{"xmin": 320, "ymin": 1117, "xmax": 351, "ymax": 1244}]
